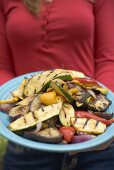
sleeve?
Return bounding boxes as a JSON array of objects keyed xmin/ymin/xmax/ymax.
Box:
[
  {"xmin": 0, "ymin": 2, "xmax": 15, "ymax": 85},
  {"xmin": 94, "ymin": 0, "xmax": 114, "ymax": 92}
]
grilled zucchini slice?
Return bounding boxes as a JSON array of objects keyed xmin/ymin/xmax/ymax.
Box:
[
  {"xmin": 23, "ymin": 71, "xmax": 47, "ymax": 96},
  {"xmin": 71, "ymin": 117, "xmax": 106, "ymax": 134},
  {"xmin": 8, "ymin": 102, "xmax": 62, "ymax": 132},
  {"xmin": 8, "ymin": 112, "xmax": 37, "ymax": 132},
  {"xmin": 9, "ymin": 105, "xmax": 29, "ymax": 118},
  {"xmin": 59, "ymin": 103, "xmax": 75, "ymax": 126},
  {"xmin": 12, "ymin": 78, "xmax": 29, "ymax": 99},
  {"xmin": 16, "ymin": 95, "xmax": 35, "ymax": 106},
  {"xmin": 34, "ymin": 102, "xmax": 62, "ymax": 122}
]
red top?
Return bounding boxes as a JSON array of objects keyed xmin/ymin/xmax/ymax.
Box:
[{"xmin": 0, "ymin": 0, "xmax": 114, "ymax": 91}]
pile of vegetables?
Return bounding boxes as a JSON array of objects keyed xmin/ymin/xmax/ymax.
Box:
[{"xmin": 0, "ymin": 69, "xmax": 114, "ymax": 144}]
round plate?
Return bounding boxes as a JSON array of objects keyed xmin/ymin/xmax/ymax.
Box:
[{"xmin": 0, "ymin": 72, "xmax": 114, "ymax": 153}]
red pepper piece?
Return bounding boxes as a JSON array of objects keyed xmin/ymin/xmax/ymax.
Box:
[
  {"xmin": 73, "ymin": 78, "xmax": 100, "ymax": 88},
  {"xmin": 59, "ymin": 126, "xmax": 75, "ymax": 143},
  {"xmin": 75, "ymin": 111, "xmax": 114, "ymax": 126}
]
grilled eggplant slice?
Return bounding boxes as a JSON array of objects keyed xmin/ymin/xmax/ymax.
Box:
[
  {"xmin": 92, "ymin": 112, "xmax": 113, "ymax": 120},
  {"xmin": 0, "ymin": 103, "xmax": 17, "ymax": 113},
  {"xmin": 88, "ymin": 94, "xmax": 111, "ymax": 112},
  {"xmin": 42, "ymin": 116, "xmax": 59, "ymax": 128},
  {"xmin": 71, "ymin": 117, "xmax": 106, "ymax": 134},
  {"xmin": 59, "ymin": 103, "xmax": 75, "ymax": 126},
  {"xmin": 24, "ymin": 127, "xmax": 63, "ymax": 144}
]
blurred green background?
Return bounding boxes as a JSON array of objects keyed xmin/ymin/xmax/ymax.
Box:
[{"xmin": 0, "ymin": 135, "xmax": 7, "ymax": 161}]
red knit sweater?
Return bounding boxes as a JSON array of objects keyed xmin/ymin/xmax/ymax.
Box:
[{"xmin": 0, "ymin": 0, "xmax": 114, "ymax": 91}]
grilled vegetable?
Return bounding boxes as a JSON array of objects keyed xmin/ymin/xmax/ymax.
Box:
[
  {"xmin": 24, "ymin": 127, "xmax": 63, "ymax": 144},
  {"xmin": 29, "ymin": 95, "xmax": 41, "ymax": 112},
  {"xmin": 59, "ymin": 126, "xmax": 75, "ymax": 143},
  {"xmin": 67, "ymin": 70, "xmax": 85, "ymax": 78},
  {"xmin": 75, "ymin": 111, "xmax": 114, "ymax": 125},
  {"xmin": 71, "ymin": 135, "xmax": 96, "ymax": 144},
  {"xmin": 0, "ymin": 97, "xmax": 19, "ymax": 104},
  {"xmin": 40, "ymin": 69, "xmax": 75, "ymax": 92},
  {"xmin": 75, "ymin": 91, "xmax": 91, "ymax": 108},
  {"xmin": 24, "ymin": 69, "xmax": 78, "ymax": 96},
  {"xmin": 50, "ymin": 80, "xmax": 75, "ymax": 104},
  {"xmin": 0, "ymin": 103, "xmax": 16, "ymax": 113},
  {"xmin": 8, "ymin": 102, "xmax": 62, "ymax": 132},
  {"xmin": 94, "ymin": 87, "xmax": 109, "ymax": 95},
  {"xmin": 9, "ymin": 105, "xmax": 29, "ymax": 118},
  {"xmin": 16, "ymin": 95, "xmax": 35, "ymax": 106},
  {"xmin": 93, "ymin": 112, "xmax": 113, "ymax": 120},
  {"xmin": 12, "ymin": 79, "xmax": 29, "ymax": 99},
  {"xmin": 71, "ymin": 117, "xmax": 106, "ymax": 134},
  {"xmin": 8, "ymin": 112, "xmax": 37, "ymax": 132},
  {"xmin": 24, "ymin": 71, "xmax": 51, "ymax": 96},
  {"xmin": 55, "ymin": 74, "xmax": 72, "ymax": 81},
  {"xmin": 34, "ymin": 102, "xmax": 62, "ymax": 122},
  {"xmin": 9, "ymin": 114, "xmax": 23, "ymax": 122},
  {"xmin": 43, "ymin": 116, "xmax": 58, "ymax": 128},
  {"xmin": 73, "ymin": 78, "xmax": 100, "ymax": 89},
  {"xmin": 88, "ymin": 94, "xmax": 111, "ymax": 112},
  {"xmin": 40, "ymin": 91, "xmax": 57, "ymax": 105},
  {"xmin": 59, "ymin": 103, "xmax": 75, "ymax": 126},
  {"xmin": 1, "ymin": 69, "xmax": 112, "ymax": 145},
  {"xmin": 41, "ymin": 75, "xmax": 73, "ymax": 92}
]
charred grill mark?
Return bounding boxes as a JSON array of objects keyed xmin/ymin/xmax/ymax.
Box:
[
  {"xmin": 32, "ymin": 112, "xmax": 38, "ymax": 120},
  {"xmin": 37, "ymin": 72, "xmax": 43, "ymax": 80},
  {"xmin": 83, "ymin": 119, "xmax": 88, "ymax": 128},
  {"xmin": 49, "ymin": 70, "xmax": 54, "ymax": 75},
  {"xmin": 41, "ymin": 107, "xmax": 45, "ymax": 112},
  {"xmin": 53, "ymin": 73, "xmax": 59, "ymax": 79},
  {"xmin": 95, "ymin": 120, "xmax": 99, "ymax": 128},
  {"xmin": 63, "ymin": 104, "xmax": 69, "ymax": 109},
  {"xmin": 74, "ymin": 118, "xmax": 77, "ymax": 124},
  {"xmin": 64, "ymin": 111, "xmax": 67, "ymax": 118},
  {"xmin": 62, "ymin": 108, "xmax": 67, "ymax": 118},
  {"xmin": 61, "ymin": 83, "xmax": 64, "ymax": 88},
  {"xmin": 34, "ymin": 89, "xmax": 36, "ymax": 94},
  {"xmin": 42, "ymin": 82, "xmax": 45, "ymax": 87},
  {"xmin": 24, "ymin": 118, "xmax": 26, "ymax": 124}
]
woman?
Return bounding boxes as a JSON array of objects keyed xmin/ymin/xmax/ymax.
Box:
[{"xmin": 0, "ymin": 0, "xmax": 114, "ymax": 170}]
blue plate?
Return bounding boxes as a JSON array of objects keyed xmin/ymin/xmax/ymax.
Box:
[{"xmin": 0, "ymin": 72, "xmax": 114, "ymax": 153}]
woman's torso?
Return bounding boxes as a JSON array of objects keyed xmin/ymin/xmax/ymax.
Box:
[{"xmin": 2, "ymin": 0, "xmax": 95, "ymax": 77}]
